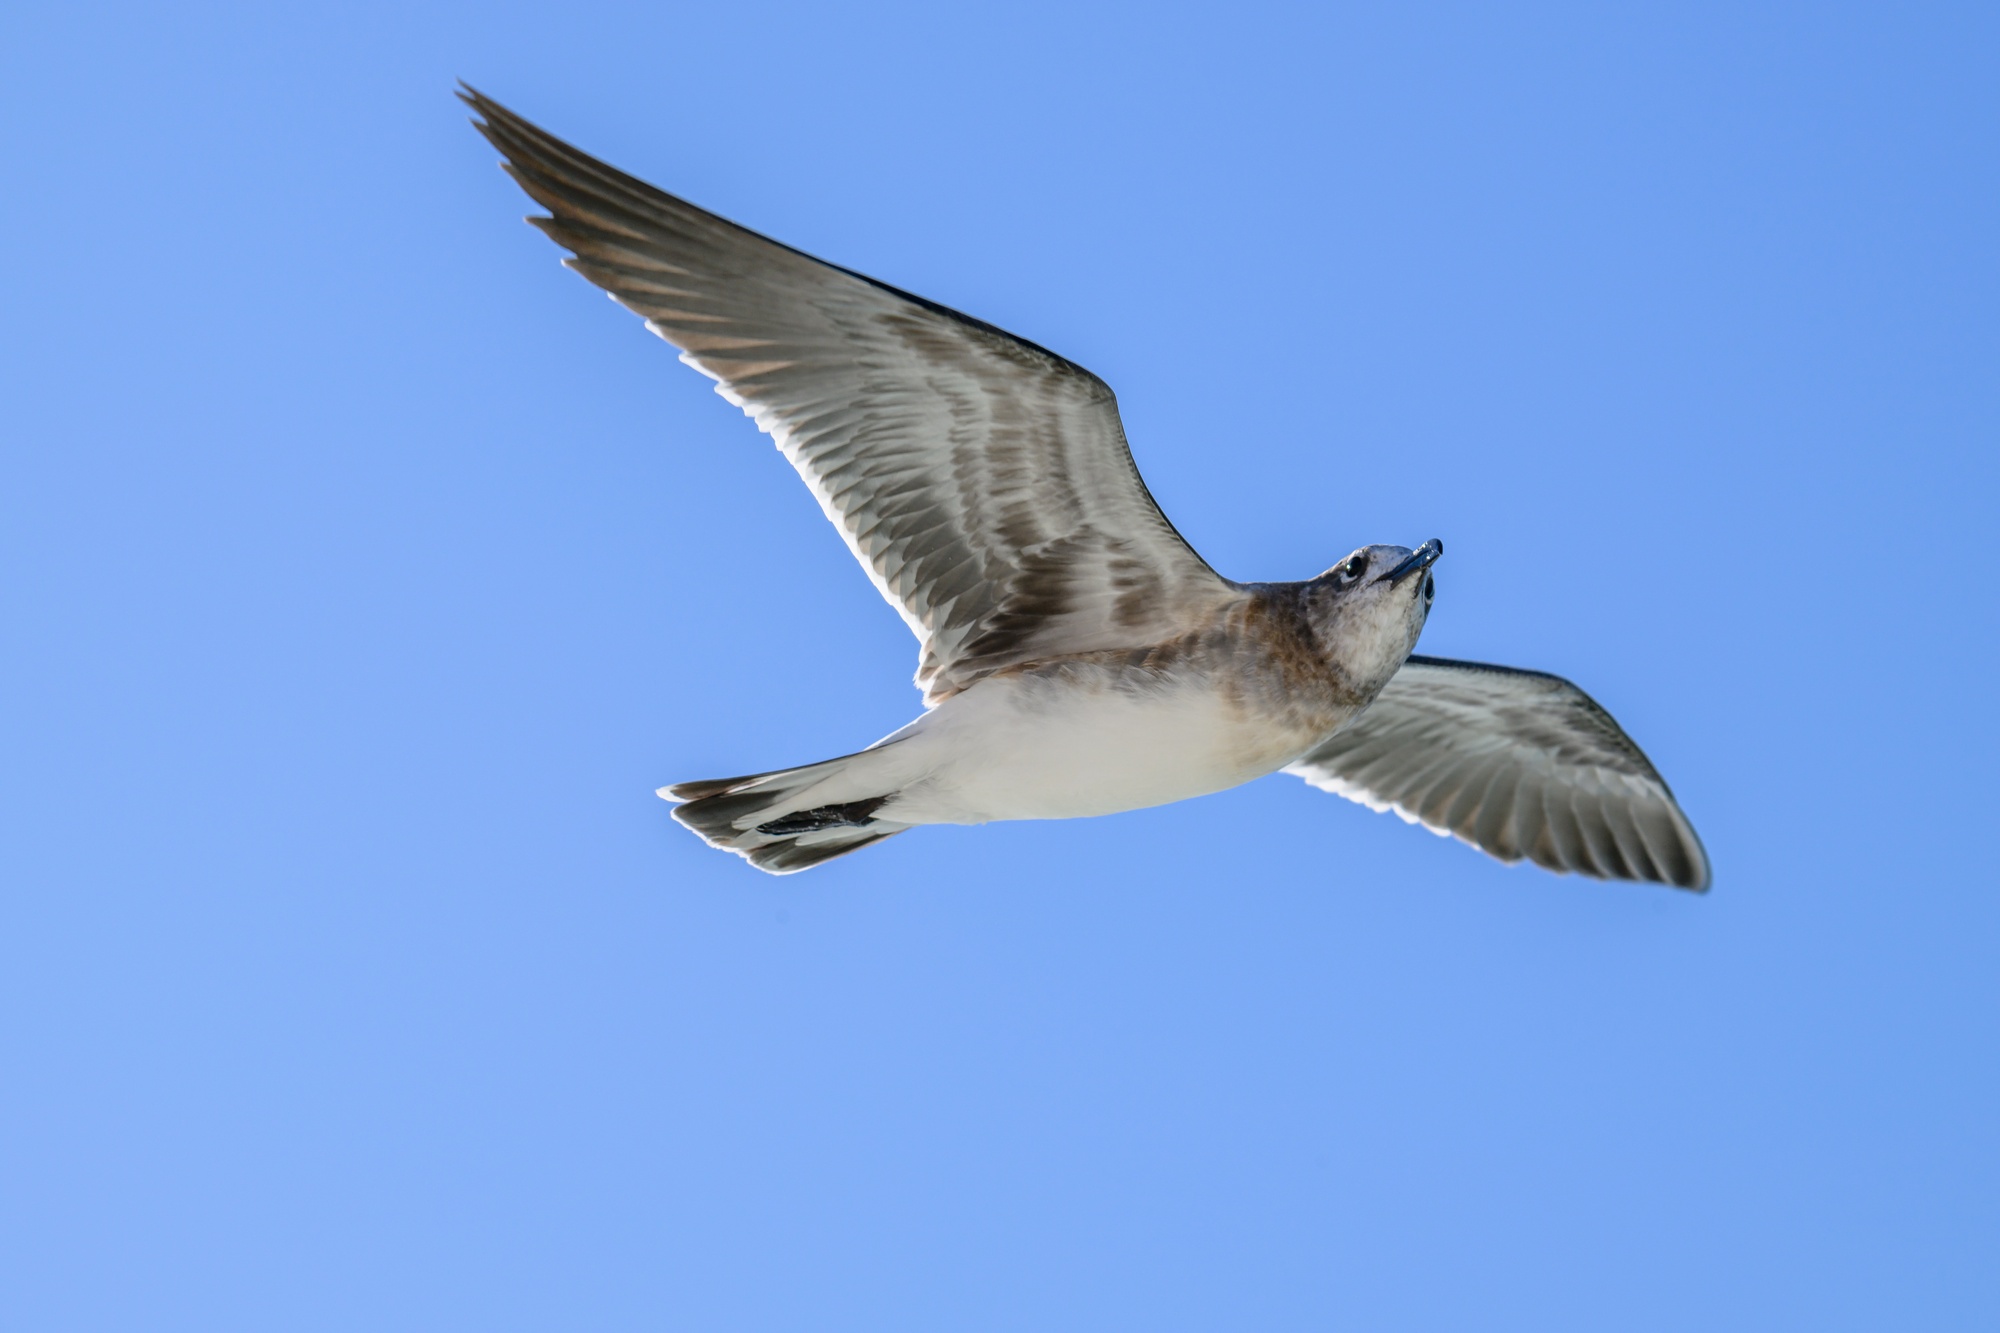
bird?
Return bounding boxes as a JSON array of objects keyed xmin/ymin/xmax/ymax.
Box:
[{"xmin": 463, "ymin": 87, "xmax": 1710, "ymax": 890}]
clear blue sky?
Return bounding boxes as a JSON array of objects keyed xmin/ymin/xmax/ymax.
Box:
[{"xmin": 3, "ymin": 1, "xmax": 1995, "ymax": 1328}]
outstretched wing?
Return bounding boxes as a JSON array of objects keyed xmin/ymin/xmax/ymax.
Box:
[
  {"xmin": 1287, "ymin": 655, "xmax": 1710, "ymax": 890},
  {"xmin": 465, "ymin": 89, "xmax": 1234, "ymax": 702}
]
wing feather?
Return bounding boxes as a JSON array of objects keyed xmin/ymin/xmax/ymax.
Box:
[
  {"xmin": 467, "ymin": 89, "xmax": 1232, "ymax": 701},
  {"xmin": 1287, "ymin": 655, "xmax": 1710, "ymax": 890}
]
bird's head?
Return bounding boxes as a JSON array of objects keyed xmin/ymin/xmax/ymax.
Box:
[{"xmin": 1303, "ymin": 539, "xmax": 1443, "ymax": 697}]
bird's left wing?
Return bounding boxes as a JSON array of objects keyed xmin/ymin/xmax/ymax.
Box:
[{"xmin": 1285, "ymin": 655, "xmax": 1710, "ymax": 890}]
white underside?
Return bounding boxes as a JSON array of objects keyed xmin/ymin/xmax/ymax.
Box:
[{"xmin": 766, "ymin": 671, "xmax": 1349, "ymax": 828}]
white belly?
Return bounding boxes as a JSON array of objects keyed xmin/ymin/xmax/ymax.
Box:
[{"xmin": 875, "ymin": 670, "xmax": 1330, "ymax": 826}]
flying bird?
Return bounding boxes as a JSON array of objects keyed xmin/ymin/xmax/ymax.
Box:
[{"xmin": 464, "ymin": 88, "xmax": 1710, "ymax": 890}]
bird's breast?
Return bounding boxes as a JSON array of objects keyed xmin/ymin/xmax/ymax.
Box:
[{"xmin": 885, "ymin": 649, "xmax": 1354, "ymax": 825}]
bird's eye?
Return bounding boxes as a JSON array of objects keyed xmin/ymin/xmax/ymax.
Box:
[
  {"xmin": 1423, "ymin": 574, "xmax": 1435, "ymax": 606},
  {"xmin": 1344, "ymin": 554, "xmax": 1369, "ymax": 580}
]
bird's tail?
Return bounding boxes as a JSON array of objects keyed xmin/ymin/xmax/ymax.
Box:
[{"xmin": 661, "ymin": 746, "xmax": 910, "ymax": 874}]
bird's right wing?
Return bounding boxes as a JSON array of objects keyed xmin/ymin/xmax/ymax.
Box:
[
  {"xmin": 465, "ymin": 89, "xmax": 1236, "ymax": 703},
  {"xmin": 1286, "ymin": 655, "xmax": 1710, "ymax": 890}
]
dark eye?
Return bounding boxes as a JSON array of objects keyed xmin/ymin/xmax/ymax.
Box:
[
  {"xmin": 1344, "ymin": 554, "xmax": 1369, "ymax": 580},
  {"xmin": 1423, "ymin": 573, "xmax": 1435, "ymax": 606}
]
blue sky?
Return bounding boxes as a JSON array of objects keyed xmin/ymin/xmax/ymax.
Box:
[{"xmin": 3, "ymin": 1, "xmax": 1995, "ymax": 1328}]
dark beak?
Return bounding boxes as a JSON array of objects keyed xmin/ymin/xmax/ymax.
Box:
[{"xmin": 1387, "ymin": 538, "xmax": 1444, "ymax": 585}]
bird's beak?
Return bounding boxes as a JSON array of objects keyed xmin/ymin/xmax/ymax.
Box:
[{"xmin": 1387, "ymin": 538, "xmax": 1444, "ymax": 585}]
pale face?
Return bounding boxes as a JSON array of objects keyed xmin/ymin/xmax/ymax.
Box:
[{"xmin": 1306, "ymin": 540, "xmax": 1442, "ymax": 698}]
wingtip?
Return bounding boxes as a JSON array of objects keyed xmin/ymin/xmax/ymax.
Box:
[
  {"xmin": 1651, "ymin": 841, "xmax": 1712, "ymax": 894},
  {"xmin": 1674, "ymin": 813, "xmax": 1714, "ymax": 893},
  {"xmin": 1660, "ymin": 850, "xmax": 1712, "ymax": 894},
  {"xmin": 456, "ymin": 81, "xmax": 511, "ymax": 128}
]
